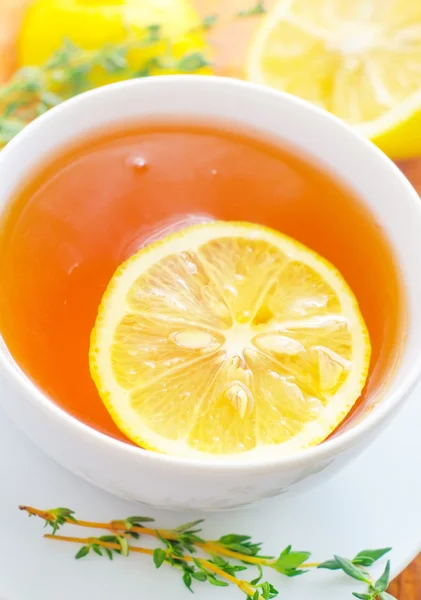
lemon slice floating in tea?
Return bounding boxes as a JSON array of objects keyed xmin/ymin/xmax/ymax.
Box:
[
  {"xmin": 90, "ymin": 221, "xmax": 370, "ymax": 459},
  {"xmin": 247, "ymin": 0, "xmax": 421, "ymax": 160}
]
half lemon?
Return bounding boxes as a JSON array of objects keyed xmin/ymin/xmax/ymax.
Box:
[
  {"xmin": 247, "ymin": 0, "xmax": 421, "ymax": 159},
  {"xmin": 90, "ymin": 221, "xmax": 370, "ymax": 460}
]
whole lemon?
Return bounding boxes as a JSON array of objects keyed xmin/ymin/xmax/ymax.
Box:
[{"xmin": 19, "ymin": 0, "xmax": 210, "ymax": 77}]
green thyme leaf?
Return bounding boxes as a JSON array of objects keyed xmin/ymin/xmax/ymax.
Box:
[
  {"xmin": 153, "ymin": 548, "xmax": 167, "ymax": 568},
  {"xmin": 379, "ymin": 593, "xmax": 397, "ymax": 600},
  {"xmin": 99, "ymin": 49, "xmax": 128, "ymax": 73},
  {"xmin": 0, "ymin": 119, "xmax": 26, "ymax": 143},
  {"xmin": 174, "ymin": 519, "xmax": 204, "ymax": 533},
  {"xmin": 237, "ymin": 1, "xmax": 266, "ymax": 17},
  {"xmin": 352, "ymin": 594, "xmax": 372, "ymax": 599},
  {"xmin": 219, "ymin": 534, "xmax": 251, "ymax": 545},
  {"xmin": 51, "ymin": 507, "xmax": 76, "ymax": 520},
  {"xmin": 260, "ymin": 581, "xmax": 271, "ymax": 599},
  {"xmin": 126, "ymin": 515, "xmax": 155, "ymax": 525},
  {"xmin": 40, "ymin": 91, "xmax": 62, "ymax": 107},
  {"xmin": 99, "ymin": 535, "xmax": 118, "ymax": 543},
  {"xmin": 353, "ymin": 548, "xmax": 392, "ymax": 567},
  {"xmin": 105, "ymin": 548, "xmax": 113, "ymax": 560},
  {"xmin": 202, "ymin": 15, "xmax": 218, "ymax": 30},
  {"xmin": 250, "ymin": 564, "xmax": 264, "ymax": 585},
  {"xmin": 271, "ymin": 546, "xmax": 311, "ymax": 576},
  {"xmin": 92, "ymin": 544, "xmax": 103, "ymax": 557},
  {"xmin": 177, "ymin": 52, "xmax": 209, "ymax": 72},
  {"xmin": 207, "ymin": 575, "xmax": 229, "ymax": 587},
  {"xmin": 209, "ymin": 555, "xmax": 226, "ymax": 567},
  {"xmin": 191, "ymin": 571, "xmax": 207, "ymax": 582},
  {"xmin": 156, "ymin": 530, "xmax": 172, "ymax": 549},
  {"xmin": 317, "ymin": 559, "xmax": 341, "ymax": 570},
  {"xmin": 333, "ymin": 556, "xmax": 370, "ymax": 583},
  {"xmin": 117, "ymin": 536, "xmax": 129, "ymax": 557},
  {"xmin": 145, "ymin": 24, "xmax": 161, "ymax": 42},
  {"xmin": 75, "ymin": 546, "xmax": 90, "ymax": 559},
  {"xmin": 183, "ymin": 572, "xmax": 193, "ymax": 592},
  {"xmin": 374, "ymin": 560, "xmax": 391, "ymax": 593}
]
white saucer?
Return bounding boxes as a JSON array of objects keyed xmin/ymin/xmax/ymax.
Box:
[{"xmin": 1, "ymin": 382, "xmax": 421, "ymax": 600}]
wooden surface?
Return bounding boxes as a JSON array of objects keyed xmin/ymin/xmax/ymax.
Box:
[
  {"xmin": 389, "ymin": 556, "xmax": 421, "ymax": 599},
  {"xmin": 389, "ymin": 159, "xmax": 421, "ymax": 599},
  {"xmin": 0, "ymin": 1, "xmax": 420, "ymax": 597}
]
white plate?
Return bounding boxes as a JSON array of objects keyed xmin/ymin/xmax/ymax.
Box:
[{"xmin": 1, "ymin": 382, "xmax": 421, "ymax": 600}]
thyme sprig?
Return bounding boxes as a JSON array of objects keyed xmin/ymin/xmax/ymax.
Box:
[
  {"xmin": 20, "ymin": 505, "xmax": 397, "ymax": 600},
  {"xmin": 0, "ymin": 23, "xmax": 210, "ymax": 147}
]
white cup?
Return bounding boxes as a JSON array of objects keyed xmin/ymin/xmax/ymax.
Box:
[{"xmin": 1, "ymin": 76, "xmax": 421, "ymax": 510}]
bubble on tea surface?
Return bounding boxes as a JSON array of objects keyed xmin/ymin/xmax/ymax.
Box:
[{"xmin": 126, "ymin": 154, "xmax": 149, "ymax": 171}]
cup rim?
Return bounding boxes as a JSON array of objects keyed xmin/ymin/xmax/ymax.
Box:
[{"xmin": 2, "ymin": 74, "xmax": 421, "ymax": 472}]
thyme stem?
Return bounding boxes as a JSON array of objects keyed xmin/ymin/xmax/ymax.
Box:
[{"xmin": 44, "ymin": 533, "xmax": 259, "ymax": 598}]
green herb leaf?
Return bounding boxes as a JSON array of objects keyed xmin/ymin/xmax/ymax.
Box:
[
  {"xmin": 207, "ymin": 575, "xmax": 229, "ymax": 587},
  {"xmin": 145, "ymin": 24, "xmax": 161, "ymax": 42},
  {"xmin": 92, "ymin": 544, "xmax": 103, "ymax": 557},
  {"xmin": 117, "ymin": 536, "xmax": 129, "ymax": 557},
  {"xmin": 374, "ymin": 560, "xmax": 391, "ymax": 593},
  {"xmin": 353, "ymin": 548, "xmax": 392, "ymax": 567},
  {"xmin": 156, "ymin": 530, "xmax": 171, "ymax": 549},
  {"xmin": 177, "ymin": 52, "xmax": 209, "ymax": 72},
  {"xmin": 99, "ymin": 535, "xmax": 118, "ymax": 543},
  {"xmin": 153, "ymin": 547, "xmax": 167, "ymax": 568},
  {"xmin": 352, "ymin": 594, "xmax": 372, "ymax": 599},
  {"xmin": 174, "ymin": 519, "xmax": 204, "ymax": 533},
  {"xmin": 253, "ymin": 591, "xmax": 260, "ymax": 600},
  {"xmin": 250, "ymin": 564, "xmax": 264, "ymax": 585},
  {"xmin": 75, "ymin": 546, "xmax": 90, "ymax": 559},
  {"xmin": 219, "ymin": 534, "xmax": 251, "ymax": 545},
  {"xmin": 202, "ymin": 15, "xmax": 217, "ymax": 30},
  {"xmin": 51, "ymin": 507, "xmax": 76, "ymax": 521},
  {"xmin": 100, "ymin": 49, "xmax": 128, "ymax": 73},
  {"xmin": 333, "ymin": 556, "xmax": 370, "ymax": 583},
  {"xmin": 260, "ymin": 581, "xmax": 271, "ymax": 599},
  {"xmin": 271, "ymin": 546, "xmax": 311, "ymax": 576},
  {"xmin": 317, "ymin": 559, "xmax": 341, "ymax": 570},
  {"xmin": 379, "ymin": 593, "xmax": 397, "ymax": 600},
  {"xmin": 105, "ymin": 548, "xmax": 113, "ymax": 560},
  {"xmin": 40, "ymin": 91, "xmax": 62, "ymax": 107},
  {"xmin": 183, "ymin": 572, "xmax": 193, "ymax": 592},
  {"xmin": 126, "ymin": 515, "xmax": 155, "ymax": 525},
  {"xmin": 191, "ymin": 571, "xmax": 207, "ymax": 582},
  {"xmin": 237, "ymin": 1, "xmax": 266, "ymax": 17}
]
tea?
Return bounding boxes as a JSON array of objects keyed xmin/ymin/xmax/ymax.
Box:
[{"xmin": 0, "ymin": 122, "xmax": 402, "ymax": 443}]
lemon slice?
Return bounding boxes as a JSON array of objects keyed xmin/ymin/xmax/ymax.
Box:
[
  {"xmin": 247, "ymin": 0, "xmax": 421, "ymax": 159},
  {"xmin": 90, "ymin": 221, "xmax": 370, "ymax": 460}
]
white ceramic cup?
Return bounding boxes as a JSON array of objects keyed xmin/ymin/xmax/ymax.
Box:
[{"xmin": 1, "ymin": 76, "xmax": 421, "ymax": 510}]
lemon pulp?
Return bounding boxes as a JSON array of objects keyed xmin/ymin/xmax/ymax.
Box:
[{"xmin": 90, "ymin": 221, "xmax": 370, "ymax": 460}]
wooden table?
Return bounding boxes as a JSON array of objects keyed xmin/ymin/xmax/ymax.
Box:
[
  {"xmin": 388, "ymin": 160, "xmax": 421, "ymax": 600},
  {"xmin": 0, "ymin": 1, "xmax": 420, "ymax": 596},
  {"xmin": 389, "ymin": 555, "xmax": 421, "ymax": 599}
]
